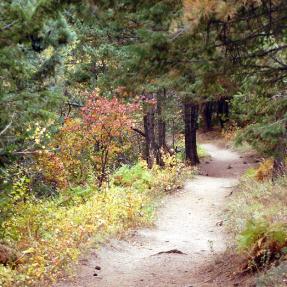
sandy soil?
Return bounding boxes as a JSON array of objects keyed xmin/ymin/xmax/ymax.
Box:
[{"xmin": 55, "ymin": 140, "xmax": 257, "ymax": 287}]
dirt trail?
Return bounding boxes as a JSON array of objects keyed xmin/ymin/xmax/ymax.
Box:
[{"xmin": 56, "ymin": 141, "xmax": 256, "ymax": 287}]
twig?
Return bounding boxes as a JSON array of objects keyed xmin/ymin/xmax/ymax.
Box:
[
  {"xmin": 0, "ymin": 20, "xmax": 18, "ymax": 31},
  {"xmin": 0, "ymin": 113, "xmax": 15, "ymax": 137},
  {"xmin": 151, "ymin": 249, "xmax": 187, "ymax": 256},
  {"xmin": 131, "ymin": 127, "xmax": 146, "ymax": 137}
]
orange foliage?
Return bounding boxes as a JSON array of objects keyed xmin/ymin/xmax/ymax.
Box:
[
  {"xmin": 81, "ymin": 92, "xmax": 138, "ymax": 184},
  {"xmin": 255, "ymin": 159, "xmax": 273, "ymax": 181},
  {"xmin": 53, "ymin": 118, "xmax": 93, "ymax": 185},
  {"xmin": 222, "ymin": 124, "xmax": 239, "ymax": 141},
  {"xmin": 37, "ymin": 92, "xmax": 138, "ymax": 189},
  {"xmin": 183, "ymin": 0, "xmax": 273, "ymax": 26},
  {"xmin": 37, "ymin": 151, "xmax": 68, "ymax": 190}
]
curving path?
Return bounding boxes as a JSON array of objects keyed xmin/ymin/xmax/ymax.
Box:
[{"xmin": 55, "ymin": 141, "xmax": 255, "ymax": 287}]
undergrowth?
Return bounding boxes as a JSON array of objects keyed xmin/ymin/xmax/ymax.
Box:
[
  {"xmin": 175, "ymin": 138, "xmax": 208, "ymax": 161},
  {"xmin": 227, "ymin": 176, "xmax": 287, "ymax": 283},
  {"xmin": 0, "ymin": 159, "xmax": 193, "ymax": 287},
  {"xmin": 256, "ymin": 261, "xmax": 287, "ymax": 286}
]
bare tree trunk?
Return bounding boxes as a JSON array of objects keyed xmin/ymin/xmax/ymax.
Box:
[
  {"xmin": 172, "ymin": 119, "xmax": 175, "ymax": 150},
  {"xmin": 144, "ymin": 95, "xmax": 156, "ymax": 169},
  {"xmin": 217, "ymin": 98, "xmax": 229, "ymax": 129},
  {"xmin": 157, "ymin": 95, "xmax": 166, "ymax": 150},
  {"xmin": 156, "ymin": 90, "xmax": 166, "ymax": 166},
  {"xmin": 202, "ymin": 102, "xmax": 213, "ymax": 131},
  {"xmin": 184, "ymin": 102, "xmax": 200, "ymax": 165},
  {"xmin": 98, "ymin": 149, "xmax": 109, "ymax": 187},
  {"xmin": 272, "ymin": 140, "xmax": 286, "ymax": 179}
]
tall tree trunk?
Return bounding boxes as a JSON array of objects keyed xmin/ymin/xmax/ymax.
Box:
[
  {"xmin": 202, "ymin": 102, "xmax": 213, "ymax": 131},
  {"xmin": 184, "ymin": 102, "xmax": 200, "ymax": 165},
  {"xmin": 144, "ymin": 95, "xmax": 156, "ymax": 169},
  {"xmin": 272, "ymin": 139, "xmax": 286, "ymax": 179},
  {"xmin": 157, "ymin": 93, "xmax": 166, "ymax": 149},
  {"xmin": 156, "ymin": 91, "xmax": 166, "ymax": 166},
  {"xmin": 218, "ymin": 98, "xmax": 229, "ymax": 129},
  {"xmin": 172, "ymin": 119, "xmax": 175, "ymax": 150}
]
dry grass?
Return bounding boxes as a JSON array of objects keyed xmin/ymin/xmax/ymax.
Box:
[
  {"xmin": 227, "ymin": 176, "xmax": 287, "ymax": 237},
  {"xmin": 226, "ymin": 176, "xmax": 287, "ymax": 284}
]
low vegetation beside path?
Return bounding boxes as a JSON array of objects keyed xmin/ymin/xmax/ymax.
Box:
[
  {"xmin": 0, "ymin": 158, "xmax": 194, "ymax": 287},
  {"xmin": 227, "ymin": 165, "xmax": 287, "ymax": 286}
]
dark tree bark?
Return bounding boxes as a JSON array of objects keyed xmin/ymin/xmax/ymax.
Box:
[
  {"xmin": 202, "ymin": 102, "xmax": 213, "ymax": 131},
  {"xmin": 272, "ymin": 139, "xmax": 286, "ymax": 179},
  {"xmin": 171, "ymin": 119, "xmax": 175, "ymax": 150},
  {"xmin": 144, "ymin": 95, "xmax": 157, "ymax": 169},
  {"xmin": 217, "ymin": 98, "xmax": 229, "ymax": 128},
  {"xmin": 184, "ymin": 102, "xmax": 200, "ymax": 165},
  {"xmin": 157, "ymin": 96, "xmax": 166, "ymax": 150},
  {"xmin": 156, "ymin": 91, "xmax": 166, "ymax": 166}
]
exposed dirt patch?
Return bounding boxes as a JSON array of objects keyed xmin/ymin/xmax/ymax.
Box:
[
  {"xmin": 192, "ymin": 252, "xmax": 256, "ymax": 287},
  {"xmin": 55, "ymin": 139, "xmax": 257, "ymax": 287}
]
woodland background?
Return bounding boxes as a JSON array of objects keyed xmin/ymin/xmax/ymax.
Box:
[{"xmin": 0, "ymin": 1, "xmax": 287, "ymax": 286}]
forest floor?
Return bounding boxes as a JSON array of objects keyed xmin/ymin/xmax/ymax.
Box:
[{"xmin": 55, "ymin": 136, "xmax": 258, "ymax": 287}]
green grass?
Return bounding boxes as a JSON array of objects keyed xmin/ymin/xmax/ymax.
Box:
[
  {"xmin": 197, "ymin": 144, "xmax": 208, "ymax": 158},
  {"xmin": 175, "ymin": 144, "xmax": 208, "ymax": 161}
]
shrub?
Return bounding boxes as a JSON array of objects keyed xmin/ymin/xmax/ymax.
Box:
[
  {"xmin": 36, "ymin": 151, "xmax": 68, "ymax": 190},
  {"xmin": 81, "ymin": 92, "xmax": 137, "ymax": 185},
  {"xmin": 113, "ymin": 162, "xmax": 153, "ymax": 190},
  {"xmin": 0, "ymin": 159, "xmax": 194, "ymax": 287},
  {"xmin": 1, "ymin": 184, "xmax": 153, "ymax": 286},
  {"xmin": 255, "ymin": 159, "xmax": 273, "ymax": 181},
  {"xmin": 238, "ymin": 219, "xmax": 287, "ymax": 269},
  {"xmin": 36, "ymin": 93, "xmax": 138, "ymax": 189},
  {"xmin": 222, "ymin": 123, "xmax": 240, "ymax": 142},
  {"xmin": 227, "ymin": 176, "xmax": 287, "ymax": 270}
]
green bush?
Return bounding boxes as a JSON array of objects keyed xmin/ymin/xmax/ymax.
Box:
[
  {"xmin": 238, "ymin": 220, "xmax": 286, "ymax": 251},
  {"xmin": 112, "ymin": 162, "xmax": 153, "ymax": 190}
]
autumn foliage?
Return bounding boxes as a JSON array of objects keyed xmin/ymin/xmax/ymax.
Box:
[
  {"xmin": 81, "ymin": 92, "xmax": 137, "ymax": 184},
  {"xmin": 37, "ymin": 92, "xmax": 137, "ymax": 188},
  {"xmin": 183, "ymin": 0, "xmax": 269, "ymax": 23}
]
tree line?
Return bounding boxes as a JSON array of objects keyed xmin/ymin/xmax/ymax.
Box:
[{"xmin": 1, "ymin": 0, "xmax": 286, "ymax": 195}]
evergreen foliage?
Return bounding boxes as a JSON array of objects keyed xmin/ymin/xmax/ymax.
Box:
[
  {"xmin": 0, "ymin": 0, "xmax": 286, "ymax": 285},
  {"xmin": 0, "ymin": 0, "xmax": 76, "ymax": 161}
]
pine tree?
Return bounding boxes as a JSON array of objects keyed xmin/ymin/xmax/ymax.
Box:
[
  {"xmin": 183, "ymin": 0, "xmax": 287, "ymax": 176},
  {"xmin": 0, "ymin": 1, "xmax": 76, "ymax": 163}
]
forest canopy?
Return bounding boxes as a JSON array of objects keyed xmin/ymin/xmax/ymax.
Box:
[{"xmin": 0, "ymin": 0, "xmax": 286, "ymax": 286}]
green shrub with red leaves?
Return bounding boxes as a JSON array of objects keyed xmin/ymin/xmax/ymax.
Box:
[{"xmin": 37, "ymin": 91, "xmax": 137, "ymax": 188}]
